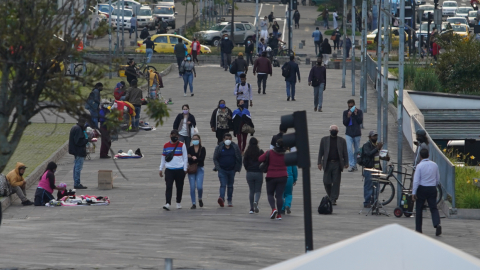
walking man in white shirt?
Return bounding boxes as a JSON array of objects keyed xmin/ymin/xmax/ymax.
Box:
[
  {"xmin": 412, "ymin": 148, "xmax": 442, "ymax": 236},
  {"xmin": 234, "ymin": 73, "xmax": 253, "ymax": 109},
  {"xmin": 260, "ymin": 16, "xmax": 268, "ymax": 40}
]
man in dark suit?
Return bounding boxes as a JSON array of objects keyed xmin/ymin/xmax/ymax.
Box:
[
  {"xmin": 282, "ymin": 55, "xmax": 301, "ymax": 101},
  {"xmin": 317, "ymin": 125, "xmax": 349, "ymax": 205}
]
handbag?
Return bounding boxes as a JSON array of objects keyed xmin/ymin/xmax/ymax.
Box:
[
  {"xmin": 241, "ymin": 124, "xmax": 255, "ymax": 134},
  {"xmin": 187, "ymin": 163, "xmax": 198, "ymax": 174},
  {"xmin": 179, "ymin": 62, "xmax": 185, "ymax": 74},
  {"xmin": 190, "ymin": 126, "xmax": 199, "ymax": 136},
  {"xmin": 259, "ymin": 151, "xmax": 270, "ymax": 173},
  {"xmin": 330, "ymin": 35, "xmax": 336, "ymax": 41},
  {"xmin": 165, "ymin": 142, "xmax": 179, "ymax": 162}
]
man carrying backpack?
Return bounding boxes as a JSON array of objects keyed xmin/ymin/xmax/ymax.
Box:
[
  {"xmin": 282, "ymin": 55, "xmax": 300, "ymax": 101},
  {"xmin": 85, "ymin": 83, "xmax": 103, "ymax": 129},
  {"xmin": 231, "ymin": 52, "xmax": 248, "ymax": 84},
  {"xmin": 234, "ymin": 73, "xmax": 252, "ymax": 109}
]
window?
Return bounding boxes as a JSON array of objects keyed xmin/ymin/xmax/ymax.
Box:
[
  {"xmin": 210, "ymin": 24, "xmax": 225, "ymax": 31},
  {"xmin": 225, "ymin": 25, "xmax": 231, "ymax": 31},
  {"xmin": 235, "ymin": 24, "xmax": 245, "ymax": 31},
  {"xmin": 154, "ymin": 36, "xmax": 168, "ymax": 43},
  {"xmin": 154, "ymin": 7, "xmax": 174, "ymax": 15},
  {"xmin": 170, "ymin": 37, "xmax": 184, "ymax": 44},
  {"xmin": 138, "ymin": 9, "xmax": 152, "ymax": 16},
  {"xmin": 245, "ymin": 24, "xmax": 252, "ymax": 30},
  {"xmin": 113, "ymin": 9, "xmax": 133, "ymax": 16}
]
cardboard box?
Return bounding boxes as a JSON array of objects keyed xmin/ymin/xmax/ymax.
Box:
[{"xmin": 98, "ymin": 170, "xmax": 113, "ymax": 190}]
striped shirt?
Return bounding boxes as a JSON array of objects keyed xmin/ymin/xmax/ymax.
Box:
[{"xmin": 159, "ymin": 141, "xmax": 188, "ymax": 171}]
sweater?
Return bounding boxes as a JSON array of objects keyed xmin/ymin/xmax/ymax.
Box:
[
  {"xmin": 258, "ymin": 150, "xmax": 288, "ymax": 179},
  {"xmin": 308, "ymin": 65, "xmax": 327, "ymax": 85},
  {"xmin": 125, "ymin": 87, "xmax": 143, "ymax": 106},
  {"xmin": 287, "ymin": 165, "xmax": 298, "ymax": 183},
  {"xmin": 187, "ymin": 146, "xmax": 206, "ymax": 167},
  {"xmin": 243, "ymin": 149, "xmax": 265, "ymax": 172},
  {"xmin": 220, "ymin": 39, "xmax": 234, "ymax": 54},
  {"xmin": 38, "ymin": 170, "xmax": 56, "ymax": 194},
  {"xmin": 159, "ymin": 141, "xmax": 188, "ymax": 171},
  {"xmin": 213, "ymin": 142, "xmax": 242, "ymax": 172}
]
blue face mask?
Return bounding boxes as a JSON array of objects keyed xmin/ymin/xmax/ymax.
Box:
[
  {"xmin": 192, "ymin": 140, "xmax": 200, "ymax": 146},
  {"xmin": 219, "ymin": 104, "xmax": 226, "ymax": 109},
  {"xmin": 187, "ymin": 57, "xmax": 191, "ymax": 61},
  {"xmin": 225, "ymin": 37, "xmax": 228, "ymax": 40},
  {"xmin": 248, "ymin": 41, "xmax": 251, "ymax": 44}
]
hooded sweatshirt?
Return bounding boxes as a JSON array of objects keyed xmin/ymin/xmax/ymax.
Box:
[{"xmin": 6, "ymin": 162, "xmax": 26, "ymax": 187}]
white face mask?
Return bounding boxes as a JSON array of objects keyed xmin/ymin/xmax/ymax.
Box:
[{"xmin": 224, "ymin": 140, "xmax": 232, "ymax": 146}]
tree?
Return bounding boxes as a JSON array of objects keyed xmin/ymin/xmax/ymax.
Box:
[{"xmin": 0, "ymin": 0, "xmax": 169, "ymax": 174}]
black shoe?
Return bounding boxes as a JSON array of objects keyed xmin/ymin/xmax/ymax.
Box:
[
  {"xmin": 22, "ymin": 200, "xmax": 33, "ymax": 206},
  {"xmin": 191, "ymin": 204, "xmax": 196, "ymax": 209},
  {"xmin": 258, "ymin": 89, "xmax": 261, "ymax": 94},
  {"xmin": 263, "ymin": 92, "xmax": 266, "ymax": 94},
  {"xmin": 332, "ymin": 200, "xmax": 337, "ymax": 205},
  {"xmin": 436, "ymin": 225, "xmax": 442, "ymax": 236},
  {"xmin": 74, "ymin": 184, "xmax": 88, "ymax": 189},
  {"xmin": 191, "ymin": 93, "xmax": 194, "ymax": 96},
  {"xmin": 100, "ymin": 155, "xmax": 111, "ymax": 159},
  {"xmin": 287, "ymin": 96, "xmax": 290, "ymax": 101},
  {"xmin": 199, "ymin": 199, "xmax": 203, "ymax": 207},
  {"xmin": 292, "ymin": 98, "xmax": 296, "ymax": 101}
]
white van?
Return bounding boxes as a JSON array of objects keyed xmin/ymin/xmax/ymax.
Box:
[
  {"xmin": 136, "ymin": 5, "xmax": 155, "ymax": 30},
  {"xmin": 111, "ymin": 8, "xmax": 133, "ymax": 30}
]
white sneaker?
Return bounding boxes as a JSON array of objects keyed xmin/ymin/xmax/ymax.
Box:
[
  {"xmin": 163, "ymin": 203, "xmax": 170, "ymax": 211},
  {"xmin": 183, "ymin": 93, "xmax": 187, "ymax": 97},
  {"xmin": 348, "ymin": 167, "xmax": 354, "ymax": 172},
  {"xmin": 176, "ymin": 203, "xmax": 182, "ymax": 209}
]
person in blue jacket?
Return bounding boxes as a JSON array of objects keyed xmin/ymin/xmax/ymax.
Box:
[{"xmin": 282, "ymin": 148, "xmax": 298, "ymax": 215}]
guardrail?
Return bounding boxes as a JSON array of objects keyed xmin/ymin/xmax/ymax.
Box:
[{"xmin": 366, "ymin": 53, "xmax": 377, "ymax": 85}]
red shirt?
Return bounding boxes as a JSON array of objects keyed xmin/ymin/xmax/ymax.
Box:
[
  {"xmin": 258, "ymin": 150, "xmax": 288, "ymax": 178},
  {"xmin": 432, "ymin": 43, "xmax": 440, "ymax": 56}
]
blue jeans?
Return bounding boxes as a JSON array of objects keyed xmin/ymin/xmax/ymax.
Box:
[
  {"xmin": 363, "ymin": 170, "xmax": 379, "ymax": 206},
  {"xmin": 150, "ymin": 83, "xmax": 157, "ymax": 99},
  {"xmin": 88, "ymin": 109, "xmax": 98, "ymax": 129},
  {"xmin": 313, "ymin": 83, "xmax": 324, "ymax": 109},
  {"xmin": 73, "ymin": 156, "xmax": 85, "ymax": 187},
  {"xmin": 235, "ymin": 71, "xmax": 244, "ymax": 84},
  {"xmin": 345, "ymin": 135, "xmax": 361, "ymax": 168},
  {"xmin": 146, "ymin": 48, "xmax": 153, "ymax": 63},
  {"xmin": 282, "ymin": 177, "xmax": 294, "ymax": 210},
  {"xmin": 188, "ymin": 166, "xmax": 205, "ymax": 204},
  {"xmin": 323, "ymin": 18, "xmax": 329, "ymax": 28},
  {"xmin": 286, "ymin": 81, "xmax": 296, "ymax": 98},
  {"xmin": 133, "ymin": 105, "xmax": 141, "ymax": 128},
  {"xmin": 183, "ymin": 72, "xmax": 194, "ymax": 93},
  {"xmin": 218, "ymin": 169, "xmax": 235, "ymax": 203}
]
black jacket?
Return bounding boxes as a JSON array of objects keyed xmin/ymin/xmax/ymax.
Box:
[
  {"xmin": 342, "ymin": 109, "xmax": 363, "ymax": 137},
  {"xmin": 125, "ymin": 65, "xmax": 137, "ymax": 84},
  {"xmin": 173, "ymin": 113, "xmax": 197, "ymax": 135},
  {"xmin": 188, "ymin": 146, "xmax": 206, "ymax": 168},
  {"xmin": 232, "ymin": 111, "xmax": 254, "ymax": 137},
  {"xmin": 221, "ymin": 39, "xmax": 234, "ymax": 54},
  {"xmin": 210, "ymin": 107, "xmax": 233, "ymax": 130},
  {"xmin": 362, "ymin": 140, "xmax": 379, "ymax": 169},
  {"xmin": 68, "ymin": 124, "xmax": 88, "ymax": 157},
  {"xmin": 243, "ymin": 149, "xmax": 265, "ymax": 172},
  {"xmin": 140, "ymin": 28, "xmax": 149, "ymax": 39},
  {"xmin": 320, "ymin": 41, "xmax": 332, "ymax": 54},
  {"xmin": 245, "ymin": 43, "xmax": 254, "ymax": 54}
]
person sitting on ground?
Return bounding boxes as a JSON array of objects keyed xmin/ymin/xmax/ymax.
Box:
[
  {"xmin": 34, "ymin": 162, "xmax": 66, "ymax": 206},
  {"xmin": 114, "ymin": 81, "xmax": 127, "ymax": 101},
  {"xmin": 6, "ymin": 162, "xmax": 33, "ymax": 206}
]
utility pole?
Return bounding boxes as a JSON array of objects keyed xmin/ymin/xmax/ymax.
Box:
[
  {"xmin": 397, "ymin": 0, "xmax": 405, "ymax": 205},
  {"xmin": 382, "ymin": 0, "xmax": 390, "ymax": 163},
  {"xmin": 255, "ymin": 0, "xmax": 259, "ymax": 55},
  {"xmin": 361, "ymin": 0, "xmax": 367, "ymax": 113},
  {"xmin": 116, "ymin": 1, "xmax": 120, "ymax": 57},
  {"xmin": 121, "ymin": 0, "xmax": 125, "ymax": 56},
  {"xmin": 376, "ymin": 0, "xmax": 383, "ymax": 140},
  {"xmin": 82, "ymin": 0, "xmax": 87, "ymax": 81},
  {"xmin": 109, "ymin": 0, "xmax": 112, "ymax": 79},
  {"xmin": 351, "ymin": 0, "xmax": 356, "ymax": 96},
  {"xmin": 342, "ymin": 0, "xmax": 347, "ymax": 88},
  {"xmin": 289, "ymin": 0, "xmax": 293, "ymax": 53},
  {"xmin": 231, "ymin": 0, "xmax": 234, "ymax": 44}
]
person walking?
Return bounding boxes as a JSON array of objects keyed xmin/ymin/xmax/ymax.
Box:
[
  {"xmin": 213, "ymin": 133, "xmax": 242, "ymax": 207},
  {"xmin": 320, "ymin": 38, "xmax": 332, "ymax": 65},
  {"xmin": 343, "ymin": 99, "xmax": 363, "ymax": 172},
  {"xmin": 308, "ymin": 58, "xmax": 327, "ymax": 112},
  {"xmin": 232, "ymin": 52, "xmax": 248, "ymax": 84},
  {"xmin": 282, "ymin": 55, "xmax": 301, "ymax": 101},
  {"xmin": 361, "ymin": 131, "xmax": 388, "ymax": 208},
  {"xmin": 85, "ymin": 83, "xmax": 103, "ymax": 129},
  {"xmin": 346, "ymin": 35, "xmax": 352, "ymax": 58},
  {"xmin": 243, "ymin": 137, "xmax": 265, "ymax": 214},
  {"xmin": 322, "ymin": 9, "xmax": 329, "ymax": 29},
  {"xmin": 129, "ymin": 14, "xmax": 137, "ymax": 39},
  {"xmin": 173, "ymin": 104, "xmax": 197, "ymax": 148},
  {"xmin": 221, "ymin": 34, "xmax": 234, "ymax": 71},
  {"xmin": 143, "ymin": 36, "xmax": 155, "ymax": 64},
  {"xmin": 232, "ymin": 100, "xmax": 254, "ymax": 153},
  {"xmin": 180, "ymin": 54, "xmax": 196, "ymax": 96},
  {"xmin": 253, "ymin": 51, "xmax": 273, "ymax": 94},
  {"xmin": 174, "ymin": 38, "xmax": 188, "ymax": 77},
  {"xmin": 257, "ymin": 38, "xmax": 266, "ymax": 56},
  {"xmin": 312, "ymin": 27, "xmax": 323, "ymax": 56},
  {"xmin": 68, "ymin": 118, "xmax": 89, "ymax": 189},
  {"xmin": 234, "ymin": 73, "xmax": 253, "ymax": 109},
  {"xmin": 210, "ymin": 100, "xmax": 233, "ymax": 145},
  {"xmin": 272, "ymin": 21, "xmax": 280, "ymax": 38},
  {"xmin": 124, "ymin": 79, "xmax": 143, "ymax": 131},
  {"xmin": 282, "ymin": 149, "xmax": 298, "ymax": 215},
  {"xmin": 258, "ymin": 139, "xmax": 288, "ymax": 220},
  {"xmin": 332, "ymin": 10, "xmax": 338, "ymax": 29},
  {"xmin": 317, "ymin": 125, "xmax": 348, "ymax": 205},
  {"xmin": 190, "ymin": 38, "xmax": 201, "ymax": 65},
  {"xmin": 99, "ymin": 102, "xmax": 112, "ymax": 159},
  {"xmin": 260, "ymin": 16, "xmax": 268, "ymax": 40},
  {"xmin": 294, "ymin": 10, "xmax": 300, "ymax": 29},
  {"xmin": 412, "ymin": 149, "xmax": 442, "ymax": 236},
  {"xmin": 268, "ymin": 12, "xmax": 275, "ymax": 30},
  {"xmin": 159, "ymin": 129, "xmax": 188, "ymax": 211},
  {"xmin": 332, "ymin": 28, "xmax": 341, "ymax": 51},
  {"xmin": 187, "ymin": 134, "xmax": 206, "ymax": 209},
  {"xmin": 245, "ymin": 39, "xmax": 255, "ymax": 66}
]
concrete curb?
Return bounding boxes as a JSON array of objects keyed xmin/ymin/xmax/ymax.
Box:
[{"xmin": 1, "ymin": 140, "xmax": 69, "ymax": 211}]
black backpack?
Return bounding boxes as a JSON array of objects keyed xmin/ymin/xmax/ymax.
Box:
[
  {"xmin": 357, "ymin": 146, "xmax": 365, "ymax": 166},
  {"xmin": 281, "ymin": 62, "xmax": 291, "ymax": 78},
  {"xmin": 318, "ymin": 196, "xmax": 333, "ymax": 214},
  {"xmin": 229, "ymin": 59, "xmax": 238, "ymax": 74}
]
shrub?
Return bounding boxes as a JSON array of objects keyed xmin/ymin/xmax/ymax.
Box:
[{"xmin": 413, "ymin": 66, "xmax": 442, "ymax": 92}]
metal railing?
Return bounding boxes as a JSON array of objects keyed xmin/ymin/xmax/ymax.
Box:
[
  {"xmin": 413, "ymin": 117, "xmax": 456, "ymax": 208},
  {"xmin": 366, "ymin": 53, "xmax": 377, "ymax": 85}
]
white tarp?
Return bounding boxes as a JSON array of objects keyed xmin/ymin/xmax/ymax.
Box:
[{"xmin": 263, "ymin": 224, "xmax": 480, "ymax": 270}]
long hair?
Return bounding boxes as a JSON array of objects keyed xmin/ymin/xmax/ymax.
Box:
[
  {"xmin": 244, "ymin": 137, "xmax": 261, "ymax": 161},
  {"xmin": 45, "ymin": 162, "xmax": 57, "ymax": 172},
  {"xmin": 191, "ymin": 134, "xmax": 202, "ymax": 149}
]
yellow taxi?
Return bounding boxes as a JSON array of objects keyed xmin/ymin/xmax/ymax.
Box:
[
  {"xmin": 135, "ymin": 34, "xmax": 212, "ymax": 54},
  {"xmin": 451, "ymin": 23, "xmax": 470, "ymax": 39},
  {"xmin": 366, "ymin": 27, "xmax": 409, "ymax": 46}
]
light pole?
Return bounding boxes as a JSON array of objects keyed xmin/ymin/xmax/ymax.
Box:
[
  {"xmin": 397, "ymin": 0, "xmax": 405, "ymax": 205},
  {"xmin": 342, "ymin": 0, "xmax": 347, "ymax": 88},
  {"xmin": 351, "ymin": 0, "xmax": 356, "ymax": 96}
]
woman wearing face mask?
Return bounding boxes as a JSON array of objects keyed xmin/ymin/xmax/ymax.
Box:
[
  {"xmin": 243, "ymin": 137, "xmax": 264, "ymax": 214},
  {"xmin": 34, "ymin": 162, "xmax": 66, "ymax": 206},
  {"xmin": 173, "ymin": 104, "xmax": 197, "ymax": 147},
  {"xmin": 210, "ymin": 100, "xmax": 233, "ymax": 145},
  {"xmin": 332, "ymin": 28, "xmax": 341, "ymax": 51},
  {"xmin": 245, "ymin": 38, "xmax": 255, "ymax": 66},
  {"xmin": 272, "ymin": 21, "xmax": 280, "ymax": 38},
  {"xmin": 187, "ymin": 134, "xmax": 206, "ymax": 209},
  {"xmin": 232, "ymin": 99, "xmax": 254, "ymax": 154},
  {"xmin": 258, "ymin": 139, "xmax": 288, "ymax": 220},
  {"xmin": 181, "ymin": 54, "xmax": 196, "ymax": 97}
]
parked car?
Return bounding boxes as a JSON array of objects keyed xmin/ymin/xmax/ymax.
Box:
[
  {"xmin": 111, "ymin": 0, "xmax": 141, "ymax": 10},
  {"xmin": 442, "ymin": 1, "xmax": 458, "ymax": 17},
  {"xmin": 135, "ymin": 34, "xmax": 212, "ymax": 54},
  {"xmin": 194, "ymin": 21, "xmax": 256, "ymax": 46},
  {"xmin": 153, "ymin": 5, "xmax": 176, "ymax": 28},
  {"xmin": 137, "ymin": 5, "xmax": 156, "ymax": 30},
  {"xmin": 97, "ymin": 3, "xmax": 114, "ymax": 14},
  {"xmin": 455, "ymin": 6, "xmax": 474, "ymax": 18},
  {"xmin": 111, "ymin": 8, "xmax": 133, "ymax": 30},
  {"xmin": 157, "ymin": 0, "xmax": 175, "ymax": 8}
]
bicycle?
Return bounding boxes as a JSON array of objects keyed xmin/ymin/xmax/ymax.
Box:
[
  {"xmin": 63, "ymin": 57, "xmax": 86, "ymax": 77},
  {"xmin": 128, "ymin": 57, "xmax": 157, "ymax": 80}
]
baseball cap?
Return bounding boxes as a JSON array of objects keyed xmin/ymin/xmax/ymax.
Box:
[{"xmin": 368, "ymin": 130, "xmax": 378, "ymax": 137}]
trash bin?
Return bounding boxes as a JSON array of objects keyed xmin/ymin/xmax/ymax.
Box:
[{"xmin": 118, "ymin": 65, "xmax": 128, "ymax": 77}]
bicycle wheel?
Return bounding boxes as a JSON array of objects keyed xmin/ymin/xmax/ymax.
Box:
[
  {"xmin": 143, "ymin": 65, "xmax": 157, "ymax": 79},
  {"xmin": 436, "ymin": 185, "xmax": 443, "ymax": 205},
  {"xmin": 278, "ymin": 49, "xmax": 295, "ymax": 56},
  {"xmin": 378, "ymin": 180, "xmax": 395, "ymax": 206},
  {"xmin": 74, "ymin": 64, "xmax": 86, "ymax": 77}
]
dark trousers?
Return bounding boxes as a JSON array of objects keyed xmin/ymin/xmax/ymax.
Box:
[
  {"xmin": 176, "ymin": 56, "xmax": 184, "ymax": 76},
  {"xmin": 246, "ymin": 53, "xmax": 254, "ymax": 65},
  {"xmin": 215, "ymin": 128, "xmax": 230, "ymax": 145},
  {"xmin": 315, "ymin": 41, "xmax": 321, "ymax": 56},
  {"xmin": 266, "ymin": 177, "xmax": 287, "ymax": 211},
  {"xmin": 223, "ymin": 53, "xmax": 231, "ymax": 70},
  {"xmin": 333, "ymin": 39, "xmax": 340, "ymax": 50},
  {"xmin": 237, "ymin": 132, "xmax": 248, "ymax": 152},
  {"xmin": 192, "ymin": 50, "xmax": 199, "ymax": 63},
  {"xmin": 100, "ymin": 125, "xmax": 111, "ymax": 158},
  {"xmin": 295, "ymin": 19, "xmax": 300, "ymax": 28},
  {"xmin": 34, "ymin": 187, "xmax": 54, "ymax": 206},
  {"xmin": 323, "ymin": 161, "xmax": 342, "ymax": 202},
  {"xmin": 257, "ymin": 74, "xmax": 268, "ymax": 93},
  {"xmin": 165, "ymin": 169, "xmax": 186, "ymax": 204},
  {"xmin": 415, "ymin": 186, "xmax": 440, "ymax": 233}
]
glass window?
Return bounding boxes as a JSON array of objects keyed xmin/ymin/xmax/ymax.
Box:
[
  {"xmin": 210, "ymin": 24, "xmax": 226, "ymax": 31},
  {"xmin": 138, "ymin": 9, "xmax": 152, "ymax": 16},
  {"xmin": 154, "ymin": 36, "xmax": 168, "ymax": 43},
  {"xmin": 443, "ymin": 2, "xmax": 457, "ymax": 7},
  {"xmin": 452, "ymin": 25, "xmax": 467, "ymax": 32},
  {"xmin": 469, "ymin": 11, "xmax": 477, "ymax": 16},
  {"xmin": 113, "ymin": 9, "xmax": 133, "ymax": 16},
  {"xmin": 245, "ymin": 24, "xmax": 252, "ymax": 30},
  {"xmin": 225, "ymin": 25, "xmax": 231, "ymax": 31},
  {"xmin": 235, "ymin": 24, "xmax": 245, "ymax": 31},
  {"xmin": 154, "ymin": 7, "xmax": 174, "ymax": 15}
]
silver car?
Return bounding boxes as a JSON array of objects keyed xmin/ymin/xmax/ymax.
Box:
[
  {"xmin": 455, "ymin": 7, "xmax": 474, "ymax": 18},
  {"xmin": 194, "ymin": 21, "xmax": 256, "ymax": 46},
  {"xmin": 468, "ymin": 10, "xmax": 478, "ymax": 26},
  {"xmin": 442, "ymin": 1, "xmax": 458, "ymax": 16}
]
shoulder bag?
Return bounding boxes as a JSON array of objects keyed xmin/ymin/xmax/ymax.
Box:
[
  {"xmin": 165, "ymin": 142, "xmax": 180, "ymax": 162},
  {"xmin": 241, "ymin": 124, "xmax": 255, "ymax": 134},
  {"xmin": 259, "ymin": 150, "xmax": 270, "ymax": 173}
]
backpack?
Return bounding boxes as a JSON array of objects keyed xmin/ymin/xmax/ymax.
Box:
[
  {"xmin": 236, "ymin": 83, "xmax": 251, "ymax": 95},
  {"xmin": 281, "ymin": 62, "xmax": 291, "ymax": 78},
  {"xmin": 0, "ymin": 174, "xmax": 11, "ymax": 197},
  {"xmin": 318, "ymin": 196, "xmax": 332, "ymax": 214},
  {"xmin": 357, "ymin": 146, "xmax": 365, "ymax": 166},
  {"xmin": 229, "ymin": 59, "xmax": 238, "ymax": 74}
]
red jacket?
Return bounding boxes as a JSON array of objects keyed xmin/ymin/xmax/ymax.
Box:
[
  {"xmin": 253, "ymin": 56, "xmax": 273, "ymax": 75},
  {"xmin": 190, "ymin": 41, "xmax": 201, "ymax": 53},
  {"xmin": 258, "ymin": 150, "xmax": 288, "ymax": 178},
  {"xmin": 432, "ymin": 43, "xmax": 440, "ymax": 56}
]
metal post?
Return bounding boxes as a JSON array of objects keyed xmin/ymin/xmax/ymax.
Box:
[
  {"xmin": 397, "ymin": 0, "xmax": 405, "ymax": 206},
  {"xmin": 69, "ymin": 1, "xmax": 75, "ymax": 86},
  {"xmin": 82, "ymin": 0, "xmax": 87, "ymax": 82},
  {"xmin": 255, "ymin": 0, "xmax": 259, "ymax": 55},
  {"xmin": 165, "ymin": 258, "xmax": 173, "ymax": 270},
  {"xmin": 351, "ymin": 1, "xmax": 355, "ymax": 96},
  {"xmin": 108, "ymin": 0, "xmax": 112, "ymax": 79},
  {"xmin": 231, "ymin": 0, "xmax": 234, "ymax": 44},
  {"xmin": 121, "ymin": 0, "xmax": 125, "ymax": 56},
  {"xmin": 342, "ymin": 0, "xmax": 347, "ymax": 88},
  {"xmin": 361, "ymin": 0, "xmax": 367, "ymax": 113},
  {"xmin": 302, "ymin": 167, "xmax": 314, "ymax": 252},
  {"xmin": 134, "ymin": 6, "xmax": 138, "ymax": 47},
  {"xmin": 382, "ymin": 0, "xmax": 389, "ymax": 163},
  {"xmin": 116, "ymin": 1, "xmax": 120, "ymax": 56},
  {"xmin": 376, "ymin": 0, "xmax": 382, "ymax": 140},
  {"xmin": 289, "ymin": 0, "xmax": 293, "ymax": 53}
]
